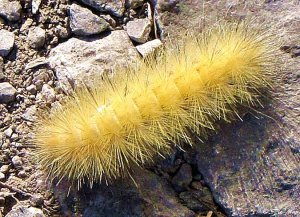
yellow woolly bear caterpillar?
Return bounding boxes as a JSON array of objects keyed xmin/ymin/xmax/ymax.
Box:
[{"xmin": 34, "ymin": 22, "xmax": 278, "ymax": 188}]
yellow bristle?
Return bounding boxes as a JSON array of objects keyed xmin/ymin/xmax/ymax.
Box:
[{"xmin": 34, "ymin": 22, "xmax": 278, "ymax": 188}]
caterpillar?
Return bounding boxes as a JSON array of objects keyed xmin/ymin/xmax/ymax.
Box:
[{"xmin": 34, "ymin": 22, "xmax": 278, "ymax": 188}]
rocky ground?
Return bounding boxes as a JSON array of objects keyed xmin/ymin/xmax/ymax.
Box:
[{"xmin": 0, "ymin": 0, "xmax": 299, "ymax": 217}]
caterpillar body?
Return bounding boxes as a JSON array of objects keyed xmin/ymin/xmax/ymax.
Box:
[{"xmin": 34, "ymin": 23, "xmax": 277, "ymax": 188}]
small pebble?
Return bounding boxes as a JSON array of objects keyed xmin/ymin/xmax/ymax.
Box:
[
  {"xmin": 28, "ymin": 27, "xmax": 46, "ymax": 49},
  {"xmin": 30, "ymin": 194, "xmax": 44, "ymax": 207},
  {"xmin": 4, "ymin": 128, "xmax": 13, "ymax": 137},
  {"xmin": 17, "ymin": 170, "xmax": 26, "ymax": 178},
  {"xmin": 12, "ymin": 156, "xmax": 23, "ymax": 167},
  {"xmin": 0, "ymin": 172, "xmax": 5, "ymax": 180},
  {"xmin": 0, "ymin": 165, "xmax": 9, "ymax": 174}
]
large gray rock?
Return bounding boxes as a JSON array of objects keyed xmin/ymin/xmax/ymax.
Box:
[
  {"xmin": 81, "ymin": 0, "xmax": 125, "ymax": 17},
  {"xmin": 47, "ymin": 30, "xmax": 139, "ymax": 90},
  {"xmin": 196, "ymin": 110, "xmax": 300, "ymax": 216},
  {"xmin": 126, "ymin": 18, "xmax": 152, "ymax": 43},
  {"xmin": 0, "ymin": 82, "xmax": 17, "ymax": 103},
  {"xmin": 0, "ymin": 0, "xmax": 22, "ymax": 22},
  {"xmin": 69, "ymin": 3, "xmax": 110, "ymax": 36},
  {"xmin": 0, "ymin": 29, "xmax": 15, "ymax": 57}
]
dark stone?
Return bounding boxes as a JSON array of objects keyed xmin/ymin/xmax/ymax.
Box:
[
  {"xmin": 55, "ymin": 168, "xmax": 194, "ymax": 217},
  {"xmin": 196, "ymin": 112, "xmax": 300, "ymax": 216},
  {"xmin": 172, "ymin": 163, "xmax": 193, "ymax": 192},
  {"xmin": 179, "ymin": 191, "xmax": 210, "ymax": 212}
]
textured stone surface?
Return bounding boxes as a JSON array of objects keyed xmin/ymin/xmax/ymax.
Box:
[
  {"xmin": 0, "ymin": 82, "xmax": 17, "ymax": 103},
  {"xmin": 126, "ymin": 18, "xmax": 152, "ymax": 43},
  {"xmin": 0, "ymin": 0, "xmax": 22, "ymax": 22},
  {"xmin": 196, "ymin": 104, "xmax": 300, "ymax": 216},
  {"xmin": 194, "ymin": 2, "xmax": 300, "ymax": 216},
  {"xmin": 157, "ymin": 0, "xmax": 179, "ymax": 12},
  {"xmin": 28, "ymin": 27, "xmax": 46, "ymax": 49},
  {"xmin": 69, "ymin": 4, "xmax": 110, "ymax": 36},
  {"xmin": 127, "ymin": 0, "xmax": 145, "ymax": 9},
  {"xmin": 32, "ymin": 0, "xmax": 42, "ymax": 14},
  {"xmin": 81, "ymin": 0, "xmax": 125, "ymax": 17},
  {"xmin": 47, "ymin": 30, "xmax": 139, "ymax": 90},
  {"xmin": 172, "ymin": 163, "xmax": 193, "ymax": 192},
  {"xmin": 6, "ymin": 205, "xmax": 45, "ymax": 217},
  {"xmin": 57, "ymin": 168, "xmax": 194, "ymax": 217},
  {"xmin": 21, "ymin": 105, "xmax": 37, "ymax": 122},
  {"xmin": 0, "ymin": 29, "xmax": 15, "ymax": 57},
  {"xmin": 136, "ymin": 39, "xmax": 162, "ymax": 57}
]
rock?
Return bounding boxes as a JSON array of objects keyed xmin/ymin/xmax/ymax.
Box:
[
  {"xmin": 0, "ymin": 0, "xmax": 22, "ymax": 22},
  {"xmin": 69, "ymin": 4, "xmax": 110, "ymax": 36},
  {"xmin": 127, "ymin": 0, "xmax": 145, "ymax": 9},
  {"xmin": 20, "ymin": 18, "xmax": 33, "ymax": 32},
  {"xmin": 172, "ymin": 163, "xmax": 193, "ymax": 192},
  {"xmin": 100, "ymin": 14, "xmax": 116, "ymax": 28},
  {"xmin": 179, "ymin": 191, "xmax": 210, "ymax": 212},
  {"xmin": 196, "ymin": 112, "xmax": 300, "ymax": 216},
  {"xmin": 47, "ymin": 30, "xmax": 139, "ymax": 90},
  {"xmin": 21, "ymin": 105, "xmax": 37, "ymax": 122},
  {"xmin": 0, "ymin": 172, "xmax": 5, "ymax": 180},
  {"xmin": 32, "ymin": 0, "xmax": 42, "ymax": 14},
  {"xmin": 38, "ymin": 84, "xmax": 55, "ymax": 103},
  {"xmin": 17, "ymin": 170, "xmax": 26, "ymax": 178},
  {"xmin": 26, "ymin": 84, "xmax": 37, "ymax": 95},
  {"xmin": 32, "ymin": 70, "xmax": 50, "ymax": 90},
  {"xmin": 81, "ymin": 0, "xmax": 125, "ymax": 17},
  {"xmin": 11, "ymin": 156, "xmax": 22, "ymax": 168},
  {"xmin": 6, "ymin": 205, "xmax": 45, "ymax": 217},
  {"xmin": 0, "ymin": 165, "xmax": 9, "ymax": 174},
  {"xmin": 157, "ymin": 0, "xmax": 179, "ymax": 12},
  {"xmin": 57, "ymin": 168, "xmax": 194, "ymax": 216},
  {"xmin": 0, "ymin": 29, "xmax": 15, "ymax": 57},
  {"xmin": 30, "ymin": 194, "xmax": 44, "ymax": 207},
  {"xmin": 126, "ymin": 18, "xmax": 152, "ymax": 43},
  {"xmin": 55, "ymin": 25, "xmax": 70, "ymax": 39},
  {"xmin": 0, "ymin": 82, "xmax": 17, "ymax": 103},
  {"xmin": 136, "ymin": 39, "xmax": 162, "ymax": 57},
  {"xmin": 25, "ymin": 57, "xmax": 47, "ymax": 70},
  {"xmin": 160, "ymin": 153, "xmax": 181, "ymax": 174},
  {"xmin": 4, "ymin": 128, "xmax": 13, "ymax": 137},
  {"xmin": 28, "ymin": 27, "xmax": 46, "ymax": 49},
  {"xmin": 190, "ymin": 181, "xmax": 203, "ymax": 190}
]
